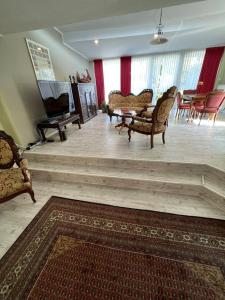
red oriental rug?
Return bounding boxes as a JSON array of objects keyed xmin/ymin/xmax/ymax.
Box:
[{"xmin": 0, "ymin": 196, "xmax": 225, "ymax": 300}]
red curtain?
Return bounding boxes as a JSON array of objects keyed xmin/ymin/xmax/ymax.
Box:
[
  {"xmin": 197, "ymin": 47, "xmax": 224, "ymax": 93},
  {"xmin": 94, "ymin": 59, "xmax": 105, "ymax": 107},
  {"xmin": 120, "ymin": 56, "xmax": 131, "ymax": 95}
]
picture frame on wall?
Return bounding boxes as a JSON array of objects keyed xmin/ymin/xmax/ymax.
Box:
[{"xmin": 26, "ymin": 38, "xmax": 55, "ymax": 81}]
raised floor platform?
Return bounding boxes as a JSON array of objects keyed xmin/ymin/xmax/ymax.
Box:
[
  {"xmin": 27, "ymin": 112, "xmax": 225, "ymax": 170},
  {"xmin": 0, "ymin": 112, "xmax": 225, "ymax": 258}
]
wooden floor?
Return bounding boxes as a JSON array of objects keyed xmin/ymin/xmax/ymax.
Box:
[
  {"xmin": 29, "ymin": 110, "xmax": 225, "ymax": 170},
  {"xmin": 0, "ymin": 110, "xmax": 225, "ymax": 259}
]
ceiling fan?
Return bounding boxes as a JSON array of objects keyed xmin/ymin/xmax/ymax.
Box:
[{"xmin": 150, "ymin": 8, "xmax": 168, "ymax": 45}]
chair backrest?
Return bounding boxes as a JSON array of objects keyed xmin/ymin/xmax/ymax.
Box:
[
  {"xmin": 108, "ymin": 89, "xmax": 153, "ymax": 110},
  {"xmin": 205, "ymin": 91, "xmax": 225, "ymax": 109},
  {"xmin": 175, "ymin": 92, "xmax": 182, "ymax": 105},
  {"xmin": 152, "ymin": 87, "xmax": 177, "ymax": 131},
  {"xmin": 0, "ymin": 131, "xmax": 20, "ymax": 169}
]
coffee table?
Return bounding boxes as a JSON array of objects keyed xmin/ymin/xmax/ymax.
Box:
[{"xmin": 114, "ymin": 109, "xmax": 136, "ymax": 134}]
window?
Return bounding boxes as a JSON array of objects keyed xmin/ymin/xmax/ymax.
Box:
[
  {"xmin": 103, "ymin": 58, "xmax": 120, "ymax": 103},
  {"xmin": 179, "ymin": 50, "xmax": 205, "ymax": 91},
  {"xmin": 150, "ymin": 53, "xmax": 180, "ymax": 100},
  {"xmin": 131, "ymin": 56, "xmax": 152, "ymax": 95},
  {"xmin": 131, "ymin": 50, "xmax": 205, "ymax": 100}
]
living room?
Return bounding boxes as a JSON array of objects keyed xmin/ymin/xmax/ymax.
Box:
[{"xmin": 0, "ymin": 0, "xmax": 225, "ymax": 299}]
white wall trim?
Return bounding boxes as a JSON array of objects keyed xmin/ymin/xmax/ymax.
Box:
[{"xmin": 53, "ymin": 27, "xmax": 89, "ymax": 61}]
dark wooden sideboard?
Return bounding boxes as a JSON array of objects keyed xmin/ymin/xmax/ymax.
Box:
[{"xmin": 71, "ymin": 83, "xmax": 97, "ymax": 123}]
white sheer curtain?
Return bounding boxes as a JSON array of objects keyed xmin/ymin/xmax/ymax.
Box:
[
  {"xmin": 103, "ymin": 58, "xmax": 120, "ymax": 103},
  {"xmin": 131, "ymin": 50, "xmax": 205, "ymax": 100},
  {"xmin": 131, "ymin": 56, "xmax": 152, "ymax": 95},
  {"xmin": 179, "ymin": 50, "xmax": 205, "ymax": 91},
  {"xmin": 150, "ymin": 52, "xmax": 180, "ymax": 100}
]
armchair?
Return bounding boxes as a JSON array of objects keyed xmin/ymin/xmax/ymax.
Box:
[
  {"xmin": 0, "ymin": 131, "xmax": 36, "ymax": 204},
  {"xmin": 127, "ymin": 87, "xmax": 177, "ymax": 149}
]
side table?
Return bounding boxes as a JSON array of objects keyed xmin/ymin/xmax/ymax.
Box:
[{"xmin": 37, "ymin": 114, "xmax": 81, "ymax": 142}]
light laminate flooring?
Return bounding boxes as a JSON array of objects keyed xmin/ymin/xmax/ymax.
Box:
[{"xmin": 28, "ymin": 111, "xmax": 225, "ymax": 170}]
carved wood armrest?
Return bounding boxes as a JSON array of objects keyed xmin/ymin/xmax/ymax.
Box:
[
  {"xmin": 20, "ymin": 159, "xmax": 30, "ymax": 182},
  {"xmin": 20, "ymin": 158, "xmax": 28, "ymax": 169}
]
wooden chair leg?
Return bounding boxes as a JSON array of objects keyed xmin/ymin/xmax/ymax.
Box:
[
  {"xmin": 28, "ymin": 189, "xmax": 36, "ymax": 203},
  {"xmin": 110, "ymin": 115, "xmax": 112, "ymax": 122},
  {"xmin": 213, "ymin": 113, "xmax": 217, "ymax": 125},
  {"xmin": 128, "ymin": 129, "xmax": 131, "ymax": 142},
  {"xmin": 150, "ymin": 133, "xmax": 154, "ymax": 149},
  {"xmin": 198, "ymin": 113, "xmax": 203, "ymax": 126},
  {"xmin": 175, "ymin": 108, "xmax": 179, "ymax": 119},
  {"xmin": 162, "ymin": 131, "xmax": 165, "ymax": 144}
]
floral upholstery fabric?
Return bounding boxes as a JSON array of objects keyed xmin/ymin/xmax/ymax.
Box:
[
  {"xmin": 109, "ymin": 92, "xmax": 152, "ymax": 110},
  {"xmin": 0, "ymin": 168, "xmax": 31, "ymax": 198},
  {"xmin": 129, "ymin": 122, "xmax": 166, "ymax": 133},
  {"xmin": 142, "ymin": 110, "xmax": 153, "ymax": 118},
  {"xmin": 0, "ymin": 139, "xmax": 13, "ymax": 166},
  {"xmin": 156, "ymin": 98, "xmax": 175, "ymax": 123},
  {"xmin": 129, "ymin": 97, "xmax": 174, "ymax": 134},
  {"xmin": 20, "ymin": 158, "xmax": 29, "ymax": 170}
]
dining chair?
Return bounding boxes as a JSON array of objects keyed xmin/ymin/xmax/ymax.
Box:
[
  {"xmin": 194, "ymin": 91, "xmax": 225, "ymax": 125},
  {"xmin": 175, "ymin": 92, "xmax": 191, "ymax": 119}
]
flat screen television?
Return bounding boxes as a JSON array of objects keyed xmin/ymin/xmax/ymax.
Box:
[{"xmin": 37, "ymin": 80, "xmax": 75, "ymax": 119}]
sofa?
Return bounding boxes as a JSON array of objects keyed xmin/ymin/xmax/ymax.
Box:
[{"xmin": 107, "ymin": 89, "xmax": 153, "ymax": 121}]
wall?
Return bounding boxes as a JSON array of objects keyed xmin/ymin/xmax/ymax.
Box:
[{"xmin": 0, "ymin": 28, "xmax": 91, "ymax": 146}]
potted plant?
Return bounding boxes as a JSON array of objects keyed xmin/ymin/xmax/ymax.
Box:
[{"xmin": 100, "ymin": 101, "xmax": 108, "ymax": 113}]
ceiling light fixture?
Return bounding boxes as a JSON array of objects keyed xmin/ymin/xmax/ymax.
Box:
[
  {"xmin": 150, "ymin": 8, "xmax": 168, "ymax": 45},
  {"xmin": 94, "ymin": 39, "xmax": 99, "ymax": 45}
]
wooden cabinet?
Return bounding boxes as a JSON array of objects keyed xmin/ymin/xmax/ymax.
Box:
[{"xmin": 71, "ymin": 83, "xmax": 97, "ymax": 123}]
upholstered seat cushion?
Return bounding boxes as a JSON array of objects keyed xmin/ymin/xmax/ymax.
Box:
[
  {"xmin": 129, "ymin": 121, "xmax": 166, "ymax": 133},
  {"xmin": 0, "ymin": 168, "xmax": 31, "ymax": 199},
  {"xmin": 142, "ymin": 110, "xmax": 153, "ymax": 118}
]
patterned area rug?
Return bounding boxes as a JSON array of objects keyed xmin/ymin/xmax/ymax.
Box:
[{"xmin": 0, "ymin": 197, "xmax": 225, "ymax": 300}]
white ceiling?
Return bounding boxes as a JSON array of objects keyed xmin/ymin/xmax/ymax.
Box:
[
  {"xmin": 0, "ymin": 0, "xmax": 199, "ymax": 34},
  {"xmin": 56, "ymin": 0, "xmax": 225, "ymax": 60}
]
